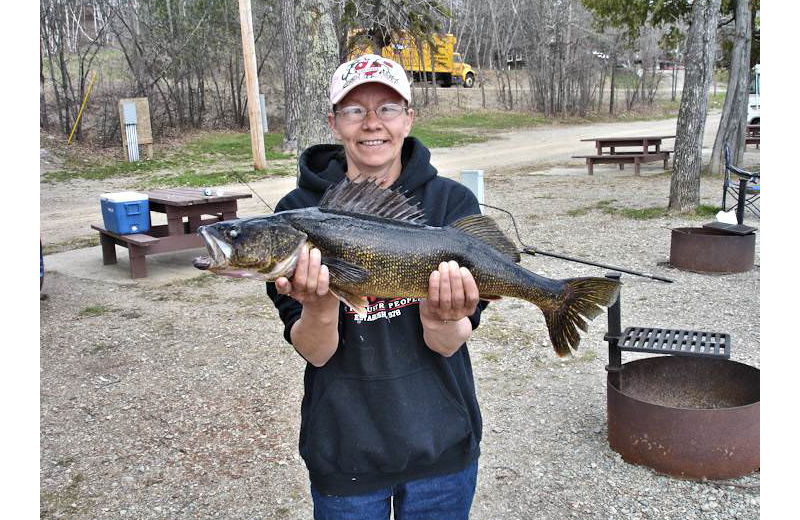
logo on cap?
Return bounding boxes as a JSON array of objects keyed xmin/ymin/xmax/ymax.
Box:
[{"xmin": 330, "ymin": 54, "xmax": 411, "ymax": 105}]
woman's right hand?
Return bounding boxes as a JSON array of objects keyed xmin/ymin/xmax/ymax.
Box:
[
  {"xmin": 275, "ymin": 245, "xmax": 340, "ymax": 313},
  {"xmin": 277, "ymin": 245, "xmax": 341, "ymax": 367}
]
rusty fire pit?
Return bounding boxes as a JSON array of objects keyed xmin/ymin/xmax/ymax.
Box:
[
  {"xmin": 669, "ymin": 226, "xmax": 755, "ymax": 273},
  {"xmin": 607, "ymin": 356, "xmax": 760, "ymax": 479},
  {"xmin": 604, "ymin": 273, "xmax": 760, "ymax": 480}
]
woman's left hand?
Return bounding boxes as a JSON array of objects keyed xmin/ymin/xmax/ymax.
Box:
[{"xmin": 419, "ymin": 261, "xmax": 480, "ymax": 325}]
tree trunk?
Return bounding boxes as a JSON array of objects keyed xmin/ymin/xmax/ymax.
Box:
[
  {"xmin": 709, "ymin": 0, "xmax": 752, "ymax": 174},
  {"xmin": 293, "ymin": 0, "xmax": 338, "ymax": 159},
  {"xmin": 668, "ymin": 0, "xmax": 722, "ymax": 212},
  {"xmin": 370, "ymin": 33, "xmax": 384, "ymax": 56},
  {"xmin": 280, "ymin": 0, "xmax": 300, "ymax": 152},
  {"xmin": 608, "ymin": 49, "xmax": 616, "ymax": 115},
  {"xmin": 427, "ymin": 40, "xmax": 439, "ymax": 105},
  {"xmin": 597, "ymin": 66, "xmax": 606, "ymax": 113},
  {"xmin": 671, "ymin": 65, "xmax": 677, "ymax": 101},
  {"xmin": 562, "ymin": 0, "xmax": 572, "ymax": 115},
  {"xmin": 40, "ymin": 37, "xmax": 49, "ymax": 129}
]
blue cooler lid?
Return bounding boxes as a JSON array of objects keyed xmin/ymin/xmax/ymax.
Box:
[{"xmin": 101, "ymin": 191, "xmax": 149, "ymax": 203}]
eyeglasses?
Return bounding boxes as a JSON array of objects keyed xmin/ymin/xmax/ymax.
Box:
[{"xmin": 335, "ymin": 103, "xmax": 408, "ymax": 123}]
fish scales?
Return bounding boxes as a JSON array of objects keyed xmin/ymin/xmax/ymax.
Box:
[{"xmin": 283, "ymin": 208, "xmax": 556, "ymax": 304}]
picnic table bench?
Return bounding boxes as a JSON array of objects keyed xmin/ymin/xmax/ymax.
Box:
[
  {"xmin": 92, "ymin": 188, "xmax": 251, "ymax": 278},
  {"xmin": 745, "ymin": 124, "xmax": 760, "ymax": 149},
  {"xmin": 573, "ymin": 135, "xmax": 675, "ymax": 175}
]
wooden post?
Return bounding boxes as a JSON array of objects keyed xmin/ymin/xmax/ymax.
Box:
[{"xmin": 238, "ymin": 0, "xmax": 266, "ymax": 171}]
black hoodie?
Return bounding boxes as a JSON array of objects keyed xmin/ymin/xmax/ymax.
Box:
[{"xmin": 266, "ymin": 137, "xmax": 485, "ymax": 496}]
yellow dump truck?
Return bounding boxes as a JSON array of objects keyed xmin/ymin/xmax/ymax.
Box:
[{"xmin": 354, "ymin": 33, "xmax": 475, "ymax": 88}]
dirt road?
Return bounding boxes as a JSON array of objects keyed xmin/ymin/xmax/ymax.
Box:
[
  {"xmin": 40, "ymin": 112, "xmax": 724, "ymax": 248},
  {"xmin": 429, "ymin": 112, "xmax": 721, "ymax": 176}
]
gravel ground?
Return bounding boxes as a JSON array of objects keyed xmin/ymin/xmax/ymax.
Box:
[{"xmin": 40, "ymin": 164, "xmax": 760, "ymax": 519}]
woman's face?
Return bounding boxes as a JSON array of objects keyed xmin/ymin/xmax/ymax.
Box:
[{"xmin": 327, "ymin": 82, "xmax": 414, "ymax": 186}]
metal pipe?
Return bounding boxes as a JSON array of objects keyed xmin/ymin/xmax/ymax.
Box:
[
  {"xmin": 522, "ymin": 248, "xmax": 674, "ymax": 283},
  {"xmin": 603, "ymin": 272, "xmax": 623, "ymax": 387},
  {"xmin": 736, "ymin": 177, "xmax": 748, "ymax": 225},
  {"xmin": 480, "ymin": 202, "xmax": 674, "ymax": 283}
]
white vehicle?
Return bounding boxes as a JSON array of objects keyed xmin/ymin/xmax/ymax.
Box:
[{"xmin": 747, "ymin": 64, "xmax": 760, "ymax": 125}]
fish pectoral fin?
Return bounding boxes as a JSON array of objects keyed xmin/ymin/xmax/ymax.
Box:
[
  {"xmin": 322, "ymin": 257, "xmax": 370, "ymax": 285},
  {"xmin": 329, "ymin": 288, "xmax": 369, "ymax": 318}
]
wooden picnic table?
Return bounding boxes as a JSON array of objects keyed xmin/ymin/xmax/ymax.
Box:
[
  {"xmin": 573, "ymin": 135, "xmax": 676, "ymax": 175},
  {"xmin": 91, "ymin": 188, "xmax": 252, "ymax": 278},
  {"xmin": 745, "ymin": 124, "xmax": 760, "ymax": 150},
  {"xmin": 581, "ymin": 135, "xmax": 675, "ymax": 155}
]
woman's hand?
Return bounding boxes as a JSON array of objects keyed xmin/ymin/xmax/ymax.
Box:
[
  {"xmin": 275, "ymin": 245, "xmax": 339, "ymax": 313},
  {"xmin": 276, "ymin": 245, "xmax": 340, "ymax": 367},
  {"xmin": 418, "ymin": 261, "xmax": 479, "ymax": 357},
  {"xmin": 419, "ymin": 261, "xmax": 479, "ymax": 324}
]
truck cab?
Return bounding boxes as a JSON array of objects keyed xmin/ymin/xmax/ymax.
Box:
[
  {"xmin": 453, "ymin": 52, "xmax": 475, "ymax": 88},
  {"xmin": 747, "ymin": 64, "xmax": 760, "ymax": 125}
]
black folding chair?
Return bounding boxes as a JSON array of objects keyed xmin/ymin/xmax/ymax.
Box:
[{"xmin": 722, "ymin": 143, "xmax": 760, "ymax": 218}]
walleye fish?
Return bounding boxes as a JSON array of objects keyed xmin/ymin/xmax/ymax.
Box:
[{"xmin": 193, "ymin": 177, "xmax": 620, "ymax": 357}]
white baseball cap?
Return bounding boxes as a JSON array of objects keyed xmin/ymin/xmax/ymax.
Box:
[{"xmin": 329, "ymin": 54, "xmax": 411, "ymax": 106}]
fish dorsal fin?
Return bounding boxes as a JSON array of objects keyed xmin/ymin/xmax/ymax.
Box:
[
  {"xmin": 319, "ymin": 176, "xmax": 426, "ymax": 225},
  {"xmin": 449, "ymin": 214, "xmax": 521, "ymax": 263}
]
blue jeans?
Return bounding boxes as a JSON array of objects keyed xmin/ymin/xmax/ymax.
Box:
[{"xmin": 310, "ymin": 461, "xmax": 479, "ymax": 520}]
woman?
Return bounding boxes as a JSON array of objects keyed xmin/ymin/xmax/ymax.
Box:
[{"xmin": 267, "ymin": 54, "xmax": 486, "ymax": 519}]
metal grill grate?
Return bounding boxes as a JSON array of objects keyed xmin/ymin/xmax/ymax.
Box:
[{"xmin": 617, "ymin": 327, "xmax": 730, "ymax": 359}]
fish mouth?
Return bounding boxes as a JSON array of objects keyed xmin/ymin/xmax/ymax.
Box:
[
  {"xmin": 192, "ymin": 232, "xmax": 263, "ymax": 279},
  {"xmin": 194, "ymin": 225, "xmax": 236, "ymax": 275},
  {"xmin": 198, "ymin": 226, "xmax": 232, "ymax": 266}
]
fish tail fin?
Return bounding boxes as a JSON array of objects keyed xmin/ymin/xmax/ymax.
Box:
[{"xmin": 539, "ymin": 277, "xmax": 621, "ymax": 357}]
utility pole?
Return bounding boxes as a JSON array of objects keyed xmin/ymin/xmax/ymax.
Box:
[{"xmin": 238, "ymin": 0, "xmax": 266, "ymax": 170}]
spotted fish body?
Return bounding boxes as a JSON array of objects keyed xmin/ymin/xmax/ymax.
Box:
[{"xmin": 195, "ymin": 178, "xmax": 620, "ymax": 356}]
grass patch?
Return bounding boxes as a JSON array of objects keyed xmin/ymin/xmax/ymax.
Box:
[
  {"xmin": 567, "ymin": 198, "xmax": 617, "ymax": 217},
  {"xmin": 42, "ymin": 132, "xmax": 291, "ymax": 184},
  {"xmin": 173, "ymin": 273, "xmax": 219, "ymax": 287},
  {"xmin": 78, "ymin": 305, "xmax": 110, "ymax": 318},
  {"xmin": 707, "ymin": 91, "xmax": 726, "ymax": 111},
  {"xmin": 616, "ymin": 206, "xmax": 666, "ymax": 220},
  {"xmin": 574, "ymin": 202, "xmax": 720, "ymax": 220},
  {"xmin": 43, "ymin": 235, "xmax": 100, "ymax": 255},
  {"xmin": 483, "ymin": 352, "xmax": 501, "ymax": 363},
  {"xmin": 566, "ymin": 206, "xmax": 592, "ymax": 217},
  {"xmin": 694, "ymin": 204, "xmax": 720, "ymax": 218},
  {"xmin": 423, "ymin": 111, "xmax": 547, "ymax": 131},
  {"xmin": 142, "ymin": 166, "xmax": 292, "ymax": 188},
  {"xmin": 42, "ymin": 156, "xmax": 184, "ymax": 183},
  {"xmin": 410, "ymin": 110, "xmax": 547, "ymax": 149},
  {"xmin": 567, "ymin": 199, "xmax": 668, "ymax": 220},
  {"xmin": 40, "ymin": 472, "xmax": 89, "ymax": 519},
  {"xmin": 410, "ymin": 125, "xmax": 490, "ymax": 148},
  {"xmin": 595, "ymin": 199, "xmax": 618, "ymax": 213},
  {"xmin": 186, "ymin": 132, "xmax": 292, "ymax": 160}
]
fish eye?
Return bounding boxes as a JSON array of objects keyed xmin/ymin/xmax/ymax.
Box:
[{"xmin": 228, "ymin": 228, "xmax": 239, "ymax": 239}]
